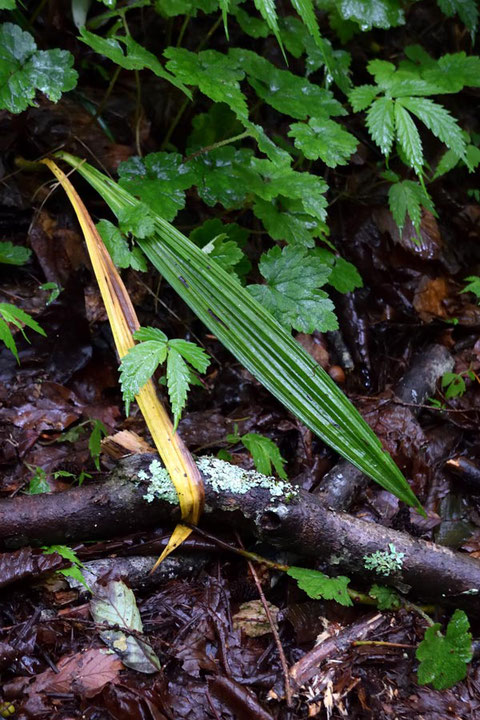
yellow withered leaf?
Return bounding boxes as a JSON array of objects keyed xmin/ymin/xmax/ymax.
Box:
[{"xmin": 42, "ymin": 158, "xmax": 204, "ymax": 570}]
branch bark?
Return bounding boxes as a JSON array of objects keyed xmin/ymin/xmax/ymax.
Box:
[
  {"xmin": 1, "ymin": 454, "xmax": 480, "ymax": 612},
  {"xmin": 315, "ymin": 344, "xmax": 454, "ymax": 510}
]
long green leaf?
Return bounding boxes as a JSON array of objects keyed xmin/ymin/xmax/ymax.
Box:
[{"xmin": 56, "ymin": 151, "xmax": 423, "ymax": 513}]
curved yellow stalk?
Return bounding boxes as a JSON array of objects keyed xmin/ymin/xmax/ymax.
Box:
[{"xmin": 41, "ymin": 158, "xmax": 204, "ymax": 569}]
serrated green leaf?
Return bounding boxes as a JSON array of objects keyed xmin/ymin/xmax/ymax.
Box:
[
  {"xmin": 240, "ymin": 433, "xmax": 287, "ymax": 480},
  {"xmin": 202, "ymin": 236, "xmax": 244, "ymax": 276},
  {"xmin": 190, "ymin": 218, "xmax": 249, "ymax": 248},
  {"xmin": 79, "ymin": 28, "xmax": 188, "ymax": 96},
  {"xmin": 241, "ymin": 432, "xmax": 287, "ymax": 478},
  {"xmin": 312, "ymin": 249, "xmax": 363, "ymax": 293},
  {"xmin": 88, "ymin": 419, "xmax": 107, "ymax": 471},
  {"xmin": 155, "ymin": 0, "xmax": 218, "ymax": 18},
  {"xmin": 416, "ymin": 610, "xmax": 472, "ymax": 690},
  {"xmin": 388, "ymin": 180, "xmax": 434, "ymax": 235},
  {"xmin": 43, "ymin": 544, "xmax": 84, "ymax": 566},
  {"xmin": 337, "ymin": 0, "xmax": 404, "ymax": 29},
  {"xmin": 349, "ymin": 84, "xmax": 378, "ymax": 112},
  {"xmin": 287, "ymin": 566, "xmax": 352, "ymax": 606},
  {"xmin": 165, "ymin": 47, "xmax": 248, "ymax": 119},
  {"xmin": 0, "ymin": 1, "xmax": 16, "ymax": 8},
  {"xmin": 169, "ymin": 339, "xmax": 210, "ymax": 373},
  {"xmin": 366, "ymin": 97, "xmax": 395, "ymax": 155},
  {"xmin": 0, "ymin": 241, "xmax": 31, "ymax": 266},
  {"xmin": 250, "ymin": 159, "xmax": 328, "ymax": 222},
  {"xmin": 248, "ymin": 245, "xmax": 338, "ymax": 333},
  {"xmin": 436, "ymin": 0, "xmax": 478, "ymax": 36},
  {"xmin": 394, "ymin": 103, "xmax": 424, "ymax": 175},
  {"xmin": 397, "ymin": 96, "xmax": 466, "ymax": 159},
  {"xmin": 231, "ymin": 48, "xmax": 343, "ymax": 120},
  {"xmin": 289, "ymin": 116, "xmax": 358, "ymax": 167},
  {"xmin": 118, "ymin": 153, "xmax": 196, "ymax": 222},
  {"xmin": 118, "ymin": 204, "xmax": 155, "ymax": 239},
  {"xmin": 369, "ymin": 584, "xmax": 402, "ymax": 610},
  {"xmin": 234, "ymin": 6, "xmax": 270, "ymax": 37},
  {"xmin": 462, "ymin": 276, "xmax": 480, "ymax": 301},
  {"xmin": 59, "ymin": 152, "xmax": 425, "ymax": 514},
  {"xmin": 290, "ymin": 0, "xmax": 322, "ymax": 46},
  {"xmin": 432, "ymin": 148, "xmax": 461, "ymax": 179},
  {"xmin": 119, "ymin": 339, "xmax": 168, "ymax": 415},
  {"xmin": 252, "ymin": 0, "xmax": 283, "ymax": 50},
  {"xmin": 190, "ymin": 147, "xmax": 262, "ymax": 208},
  {"xmin": 25, "ymin": 467, "xmax": 50, "ymax": 494},
  {"xmin": 0, "ymin": 302, "xmax": 45, "ymax": 363},
  {"xmin": 166, "ymin": 346, "xmax": 191, "ymax": 431},
  {"xmin": 43, "ymin": 543, "xmax": 90, "ymax": 590},
  {"xmin": 134, "ymin": 327, "xmax": 168, "ymax": 343},
  {"xmin": 97, "ymin": 220, "xmax": 147, "ymax": 271},
  {"xmin": 253, "ymin": 197, "xmax": 325, "ymax": 248},
  {"xmin": 0, "ymin": 23, "xmax": 77, "ymax": 113}
]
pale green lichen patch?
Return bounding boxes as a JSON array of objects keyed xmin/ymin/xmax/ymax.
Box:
[
  {"xmin": 196, "ymin": 455, "xmax": 297, "ymax": 499},
  {"xmin": 138, "ymin": 455, "xmax": 298, "ymax": 505},
  {"xmin": 139, "ymin": 459, "xmax": 177, "ymax": 504},
  {"xmin": 364, "ymin": 543, "xmax": 405, "ymax": 576}
]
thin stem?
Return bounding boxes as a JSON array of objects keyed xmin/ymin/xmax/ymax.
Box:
[
  {"xmin": 161, "ymin": 96, "xmax": 191, "ymax": 150},
  {"xmin": 94, "ymin": 65, "xmax": 122, "ymax": 123},
  {"xmin": 353, "ymin": 640, "xmax": 416, "ymax": 649},
  {"xmin": 177, "ymin": 14, "xmax": 191, "ymax": 47},
  {"xmin": 235, "ymin": 532, "xmax": 293, "ymax": 708},
  {"xmin": 134, "ymin": 69, "xmax": 143, "ymax": 157},
  {"xmin": 196, "ymin": 14, "xmax": 223, "ymax": 52},
  {"xmin": 184, "ymin": 131, "xmax": 251, "ymax": 162}
]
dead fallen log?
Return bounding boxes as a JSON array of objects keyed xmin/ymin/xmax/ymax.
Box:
[
  {"xmin": 1, "ymin": 454, "xmax": 480, "ymax": 612},
  {"xmin": 315, "ymin": 344, "xmax": 454, "ymax": 510}
]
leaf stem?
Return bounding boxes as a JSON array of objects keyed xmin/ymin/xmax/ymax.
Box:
[{"xmin": 184, "ymin": 130, "xmax": 251, "ymax": 162}]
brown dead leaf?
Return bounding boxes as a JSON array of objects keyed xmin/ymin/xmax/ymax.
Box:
[
  {"xmin": 33, "ymin": 648, "xmax": 122, "ymax": 698},
  {"xmin": 413, "ymin": 277, "xmax": 449, "ymax": 321},
  {"xmin": 233, "ymin": 600, "xmax": 279, "ymax": 638}
]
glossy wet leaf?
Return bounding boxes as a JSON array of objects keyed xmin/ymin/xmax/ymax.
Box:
[
  {"xmin": 241, "ymin": 432, "xmax": 287, "ymax": 479},
  {"xmin": 0, "ymin": 241, "xmax": 31, "ymax": 266},
  {"xmin": 289, "ymin": 116, "xmax": 358, "ymax": 167},
  {"xmin": 416, "ymin": 610, "xmax": 472, "ymax": 689},
  {"xmin": 366, "ymin": 97, "xmax": 395, "ymax": 155},
  {"xmin": 388, "ymin": 179, "xmax": 435, "ymax": 235},
  {"xmin": 0, "ymin": 302, "xmax": 46, "ymax": 362},
  {"xmin": 118, "ymin": 153, "xmax": 197, "ymax": 221},
  {"xmin": 164, "ymin": 47, "xmax": 248, "ymax": 119},
  {"xmin": 436, "ymin": 0, "xmax": 478, "ymax": 35},
  {"xmin": 230, "ymin": 48, "xmax": 343, "ymax": 120},
  {"xmin": 337, "ymin": 0, "xmax": 405, "ymax": 29},
  {"xmin": 97, "ymin": 220, "xmax": 147, "ymax": 271},
  {"xmin": 79, "ymin": 28, "xmax": 188, "ymax": 95},
  {"xmin": 0, "ymin": 22, "xmax": 77, "ymax": 113},
  {"xmin": 287, "ymin": 566, "xmax": 353, "ymax": 606},
  {"xmin": 248, "ymin": 245, "xmax": 338, "ymax": 333}
]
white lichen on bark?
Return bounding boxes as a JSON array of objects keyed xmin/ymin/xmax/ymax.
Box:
[{"xmin": 138, "ymin": 455, "xmax": 298, "ymax": 505}]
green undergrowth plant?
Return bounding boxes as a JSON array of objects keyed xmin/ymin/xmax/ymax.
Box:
[
  {"xmin": 220, "ymin": 426, "xmax": 288, "ymax": 478},
  {"xmin": 58, "ymin": 151, "xmax": 424, "ymax": 512},
  {"xmin": 197, "ymin": 531, "xmax": 473, "ymax": 690}
]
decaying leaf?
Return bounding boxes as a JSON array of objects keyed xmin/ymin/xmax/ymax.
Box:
[{"xmin": 90, "ymin": 580, "xmax": 161, "ymax": 674}]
